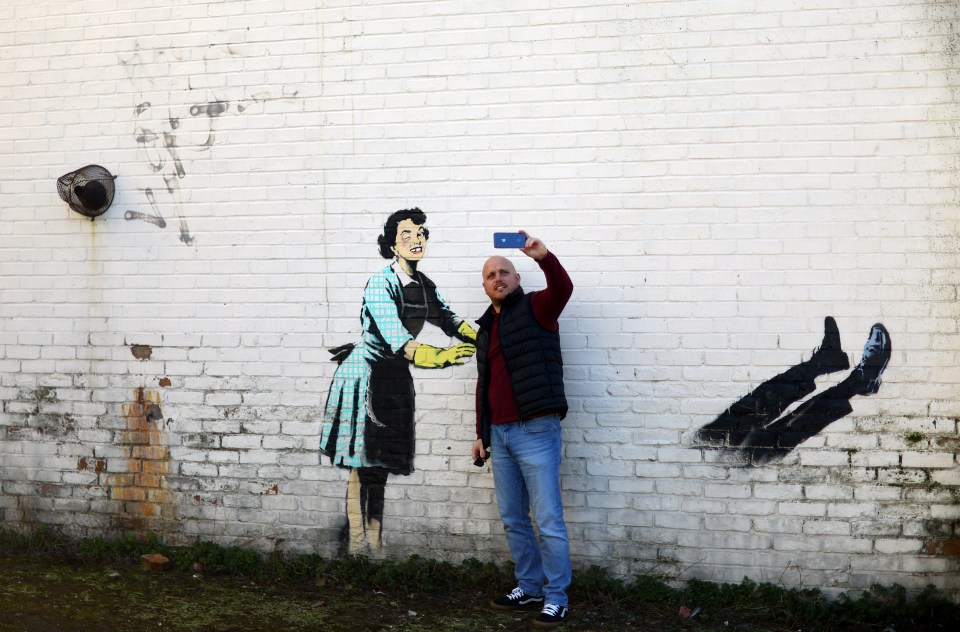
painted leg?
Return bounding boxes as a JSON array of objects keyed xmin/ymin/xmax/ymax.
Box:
[
  {"xmin": 741, "ymin": 382, "xmax": 854, "ymax": 463},
  {"xmin": 697, "ymin": 316, "xmax": 848, "ymax": 448},
  {"xmin": 743, "ymin": 323, "xmax": 891, "ymax": 463},
  {"xmin": 346, "ymin": 468, "xmax": 366, "ymax": 555},
  {"xmin": 359, "ymin": 467, "xmax": 388, "ymax": 554}
]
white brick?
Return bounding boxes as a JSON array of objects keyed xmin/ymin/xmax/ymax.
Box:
[
  {"xmin": 754, "ymin": 484, "xmax": 803, "ymax": 500},
  {"xmin": 780, "ymin": 502, "xmax": 827, "ymax": 517},
  {"xmin": 901, "ymin": 452, "xmax": 955, "ymax": 468},
  {"xmin": 874, "ymin": 539, "xmax": 924, "ymax": 555},
  {"xmin": 704, "ymin": 483, "xmax": 752, "ymax": 499}
]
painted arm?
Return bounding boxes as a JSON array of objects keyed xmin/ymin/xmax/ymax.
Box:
[
  {"xmin": 422, "ymin": 275, "xmax": 477, "ymax": 342},
  {"xmin": 402, "ymin": 275, "xmax": 477, "ymax": 364}
]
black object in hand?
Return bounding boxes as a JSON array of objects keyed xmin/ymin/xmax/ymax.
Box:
[{"xmin": 474, "ymin": 449, "xmax": 489, "ymax": 467}]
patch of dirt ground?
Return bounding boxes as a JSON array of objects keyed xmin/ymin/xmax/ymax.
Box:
[{"xmin": 0, "ymin": 553, "xmax": 780, "ymax": 631}]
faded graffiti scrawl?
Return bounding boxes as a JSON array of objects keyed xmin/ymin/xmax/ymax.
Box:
[
  {"xmin": 696, "ymin": 317, "xmax": 892, "ymax": 464},
  {"xmin": 118, "ymin": 42, "xmax": 297, "ymax": 244}
]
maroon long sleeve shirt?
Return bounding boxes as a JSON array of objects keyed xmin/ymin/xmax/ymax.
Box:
[{"xmin": 477, "ymin": 252, "xmax": 573, "ymax": 437}]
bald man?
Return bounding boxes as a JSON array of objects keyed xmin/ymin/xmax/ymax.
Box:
[{"xmin": 473, "ymin": 232, "xmax": 574, "ymax": 629}]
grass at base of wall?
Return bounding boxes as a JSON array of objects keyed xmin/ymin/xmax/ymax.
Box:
[{"xmin": 1, "ymin": 525, "xmax": 958, "ymax": 631}]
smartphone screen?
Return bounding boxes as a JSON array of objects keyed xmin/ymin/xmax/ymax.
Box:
[{"xmin": 493, "ymin": 232, "xmax": 526, "ymax": 248}]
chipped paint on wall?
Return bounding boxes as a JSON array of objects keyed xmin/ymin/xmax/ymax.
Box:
[{"xmin": 130, "ymin": 344, "xmax": 153, "ymax": 360}]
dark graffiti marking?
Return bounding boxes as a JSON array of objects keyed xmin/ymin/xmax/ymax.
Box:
[
  {"xmin": 120, "ymin": 45, "xmax": 217, "ymax": 243},
  {"xmin": 163, "ymin": 131, "xmax": 186, "ymax": 177},
  {"xmin": 176, "ymin": 213, "xmax": 193, "ymax": 246},
  {"xmin": 126, "ymin": 101, "xmax": 194, "ymax": 240},
  {"xmin": 187, "ymin": 100, "xmax": 228, "ymax": 148},
  {"xmin": 135, "ymin": 128, "xmax": 164, "ymax": 172},
  {"xmin": 120, "ymin": 41, "xmax": 298, "ymax": 245},
  {"xmin": 235, "ymin": 88, "xmax": 299, "ymax": 113},
  {"xmin": 124, "ymin": 188, "xmax": 166, "ymax": 228},
  {"xmin": 190, "ymin": 100, "xmax": 228, "ymax": 117},
  {"xmin": 125, "ymin": 102, "xmax": 204, "ymax": 242},
  {"xmin": 695, "ymin": 317, "xmax": 892, "ymax": 465}
]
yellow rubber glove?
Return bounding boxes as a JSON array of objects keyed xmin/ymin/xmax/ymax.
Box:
[
  {"xmin": 413, "ymin": 342, "xmax": 476, "ymax": 368},
  {"xmin": 457, "ymin": 321, "xmax": 478, "ymax": 342}
]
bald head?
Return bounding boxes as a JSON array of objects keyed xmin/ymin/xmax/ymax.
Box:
[{"xmin": 482, "ymin": 256, "xmax": 521, "ymax": 311}]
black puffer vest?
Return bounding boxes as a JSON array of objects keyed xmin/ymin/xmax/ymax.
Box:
[{"xmin": 476, "ymin": 287, "xmax": 567, "ymax": 447}]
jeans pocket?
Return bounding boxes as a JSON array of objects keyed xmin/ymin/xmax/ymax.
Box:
[{"xmin": 521, "ymin": 414, "xmax": 560, "ymax": 434}]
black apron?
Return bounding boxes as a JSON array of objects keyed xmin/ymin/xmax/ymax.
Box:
[{"xmin": 364, "ymin": 277, "xmax": 428, "ymax": 475}]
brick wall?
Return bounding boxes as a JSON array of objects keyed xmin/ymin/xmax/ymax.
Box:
[{"xmin": 1, "ymin": 0, "xmax": 959, "ymax": 598}]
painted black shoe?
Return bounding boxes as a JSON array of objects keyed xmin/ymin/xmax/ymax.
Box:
[
  {"xmin": 532, "ymin": 603, "xmax": 569, "ymax": 629},
  {"xmin": 849, "ymin": 323, "xmax": 891, "ymax": 396},
  {"xmin": 807, "ymin": 316, "xmax": 849, "ymax": 375},
  {"xmin": 490, "ymin": 586, "xmax": 544, "ymax": 611}
]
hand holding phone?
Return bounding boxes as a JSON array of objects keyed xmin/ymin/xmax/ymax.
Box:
[
  {"xmin": 473, "ymin": 448, "xmax": 489, "ymax": 467},
  {"xmin": 472, "ymin": 440, "xmax": 489, "ymax": 467},
  {"xmin": 493, "ymin": 232, "xmax": 527, "ymax": 249}
]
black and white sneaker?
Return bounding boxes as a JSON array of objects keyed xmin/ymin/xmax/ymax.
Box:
[
  {"xmin": 490, "ymin": 586, "xmax": 544, "ymax": 610},
  {"xmin": 848, "ymin": 323, "xmax": 891, "ymax": 396},
  {"xmin": 533, "ymin": 603, "xmax": 569, "ymax": 628}
]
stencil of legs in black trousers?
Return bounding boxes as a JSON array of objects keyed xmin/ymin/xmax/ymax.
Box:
[{"xmin": 696, "ymin": 317, "xmax": 892, "ymax": 464}]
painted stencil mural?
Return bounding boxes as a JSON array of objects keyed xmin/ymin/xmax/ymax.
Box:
[
  {"xmin": 696, "ymin": 318, "xmax": 892, "ymax": 464},
  {"xmin": 319, "ymin": 209, "xmax": 477, "ymax": 554}
]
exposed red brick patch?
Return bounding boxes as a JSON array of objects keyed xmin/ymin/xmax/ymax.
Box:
[
  {"xmin": 940, "ymin": 539, "xmax": 960, "ymax": 556},
  {"xmin": 924, "ymin": 538, "xmax": 960, "ymax": 556},
  {"xmin": 130, "ymin": 344, "xmax": 153, "ymax": 360},
  {"xmin": 107, "ymin": 388, "xmax": 176, "ymax": 533},
  {"xmin": 77, "ymin": 456, "xmax": 107, "ymax": 474},
  {"xmin": 158, "ymin": 377, "xmax": 172, "ymax": 387},
  {"xmin": 112, "ymin": 487, "xmax": 147, "ymax": 502}
]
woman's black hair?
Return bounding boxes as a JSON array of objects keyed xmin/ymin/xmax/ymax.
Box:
[{"xmin": 378, "ymin": 208, "xmax": 430, "ymax": 259}]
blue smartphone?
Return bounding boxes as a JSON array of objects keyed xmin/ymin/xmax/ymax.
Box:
[{"xmin": 493, "ymin": 232, "xmax": 526, "ymax": 248}]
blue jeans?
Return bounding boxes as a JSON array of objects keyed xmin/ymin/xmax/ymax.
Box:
[{"xmin": 491, "ymin": 414, "xmax": 571, "ymax": 607}]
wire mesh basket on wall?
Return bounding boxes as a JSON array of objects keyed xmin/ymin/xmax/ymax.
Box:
[{"xmin": 57, "ymin": 164, "xmax": 117, "ymax": 219}]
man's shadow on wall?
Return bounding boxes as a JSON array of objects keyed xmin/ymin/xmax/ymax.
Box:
[{"xmin": 695, "ymin": 317, "xmax": 891, "ymax": 465}]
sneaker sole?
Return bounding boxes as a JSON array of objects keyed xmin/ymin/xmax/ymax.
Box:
[{"xmin": 490, "ymin": 599, "xmax": 543, "ymax": 611}]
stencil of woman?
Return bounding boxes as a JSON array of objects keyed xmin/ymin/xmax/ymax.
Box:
[{"xmin": 320, "ymin": 208, "xmax": 477, "ymax": 555}]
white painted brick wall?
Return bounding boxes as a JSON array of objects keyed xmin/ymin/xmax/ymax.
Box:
[{"xmin": 1, "ymin": 0, "xmax": 959, "ymax": 598}]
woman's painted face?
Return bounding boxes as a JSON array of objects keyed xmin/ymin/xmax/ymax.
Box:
[{"xmin": 391, "ymin": 219, "xmax": 427, "ymax": 263}]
